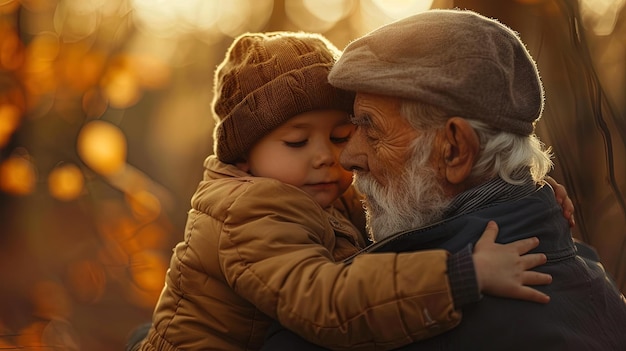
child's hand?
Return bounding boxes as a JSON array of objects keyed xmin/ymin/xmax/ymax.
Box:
[
  {"xmin": 473, "ymin": 221, "xmax": 552, "ymax": 304},
  {"xmin": 544, "ymin": 176, "xmax": 575, "ymax": 228}
]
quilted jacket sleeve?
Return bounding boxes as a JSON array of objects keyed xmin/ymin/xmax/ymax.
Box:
[{"xmin": 200, "ymin": 178, "xmax": 461, "ymax": 350}]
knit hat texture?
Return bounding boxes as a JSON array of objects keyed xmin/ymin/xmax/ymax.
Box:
[
  {"xmin": 212, "ymin": 32, "xmax": 354, "ymax": 164},
  {"xmin": 328, "ymin": 9, "xmax": 544, "ymax": 135}
]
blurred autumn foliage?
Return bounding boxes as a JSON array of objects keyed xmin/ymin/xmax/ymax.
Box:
[{"xmin": 0, "ymin": 0, "xmax": 624, "ymax": 349}]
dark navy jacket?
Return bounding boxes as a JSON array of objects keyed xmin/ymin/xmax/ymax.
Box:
[{"xmin": 263, "ymin": 186, "xmax": 626, "ymax": 351}]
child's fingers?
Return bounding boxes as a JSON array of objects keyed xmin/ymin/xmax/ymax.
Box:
[
  {"xmin": 514, "ymin": 287, "xmax": 551, "ymax": 304},
  {"xmin": 503, "ymin": 236, "xmax": 541, "ymax": 255},
  {"xmin": 521, "ymin": 252, "xmax": 547, "ymax": 270},
  {"xmin": 476, "ymin": 220, "xmax": 499, "ymax": 246},
  {"xmin": 521, "ymin": 270, "xmax": 552, "ymax": 286}
]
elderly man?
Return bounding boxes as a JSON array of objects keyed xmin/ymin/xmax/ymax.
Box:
[{"xmin": 262, "ymin": 9, "xmax": 626, "ymax": 351}]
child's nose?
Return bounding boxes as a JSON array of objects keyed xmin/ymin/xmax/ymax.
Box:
[{"xmin": 313, "ymin": 143, "xmax": 336, "ymax": 168}]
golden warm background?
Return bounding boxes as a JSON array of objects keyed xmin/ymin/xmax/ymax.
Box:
[{"xmin": 0, "ymin": 0, "xmax": 624, "ymax": 349}]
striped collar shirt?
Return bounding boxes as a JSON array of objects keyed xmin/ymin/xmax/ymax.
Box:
[{"xmin": 443, "ymin": 172, "xmax": 537, "ymax": 219}]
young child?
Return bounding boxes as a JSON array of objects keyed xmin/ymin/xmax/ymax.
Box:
[{"xmin": 138, "ymin": 32, "xmax": 558, "ymax": 351}]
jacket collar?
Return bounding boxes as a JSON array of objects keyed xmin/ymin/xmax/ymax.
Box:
[{"xmin": 444, "ymin": 171, "xmax": 536, "ymax": 218}]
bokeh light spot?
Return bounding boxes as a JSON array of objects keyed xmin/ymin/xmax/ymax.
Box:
[
  {"xmin": 285, "ymin": 0, "xmax": 341, "ymax": 33},
  {"xmin": 131, "ymin": 55, "xmax": 170, "ymax": 90},
  {"xmin": 0, "ymin": 24, "xmax": 25, "ymax": 70},
  {"xmin": 77, "ymin": 120, "xmax": 127, "ymax": 175},
  {"xmin": 368, "ymin": 0, "xmax": 433, "ymax": 19},
  {"xmin": 101, "ymin": 63, "xmax": 141, "ymax": 108},
  {"xmin": 131, "ymin": 0, "xmax": 220, "ymax": 37},
  {"xmin": 0, "ymin": 103, "xmax": 22, "ymax": 147},
  {"xmin": 126, "ymin": 189, "xmax": 161, "ymax": 222},
  {"xmin": 579, "ymin": 0, "xmax": 626, "ymax": 35},
  {"xmin": 22, "ymin": 32, "xmax": 60, "ymax": 98},
  {"xmin": 27, "ymin": 31, "xmax": 60, "ymax": 62},
  {"xmin": 135, "ymin": 222, "xmax": 168, "ymax": 250},
  {"xmin": 48, "ymin": 163, "xmax": 85, "ymax": 201},
  {"xmin": 0, "ymin": 154, "xmax": 37, "ymax": 195},
  {"xmin": 302, "ymin": 0, "xmax": 353, "ymax": 23},
  {"xmin": 53, "ymin": 1, "xmax": 100, "ymax": 43},
  {"xmin": 129, "ymin": 251, "xmax": 167, "ymax": 291},
  {"xmin": 60, "ymin": 46, "xmax": 106, "ymax": 92}
]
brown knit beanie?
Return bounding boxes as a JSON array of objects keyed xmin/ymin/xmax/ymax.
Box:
[
  {"xmin": 212, "ymin": 32, "xmax": 355, "ymax": 164},
  {"xmin": 329, "ymin": 9, "xmax": 544, "ymax": 136}
]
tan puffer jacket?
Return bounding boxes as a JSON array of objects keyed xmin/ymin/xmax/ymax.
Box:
[{"xmin": 141, "ymin": 156, "xmax": 460, "ymax": 351}]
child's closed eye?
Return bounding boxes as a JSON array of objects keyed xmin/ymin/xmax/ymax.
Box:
[{"xmin": 284, "ymin": 140, "xmax": 307, "ymax": 148}]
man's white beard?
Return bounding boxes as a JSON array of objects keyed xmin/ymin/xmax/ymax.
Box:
[{"xmin": 354, "ymin": 133, "xmax": 451, "ymax": 242}]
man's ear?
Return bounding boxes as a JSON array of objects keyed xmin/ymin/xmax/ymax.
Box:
[{"xmin": 442, "ymin": 117, "xmax": 480, "ymax": 184}]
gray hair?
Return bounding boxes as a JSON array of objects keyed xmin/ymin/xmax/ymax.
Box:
[{"xmin": 400, "ymin": 100, "xmax": 553, "ymax": 184}]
